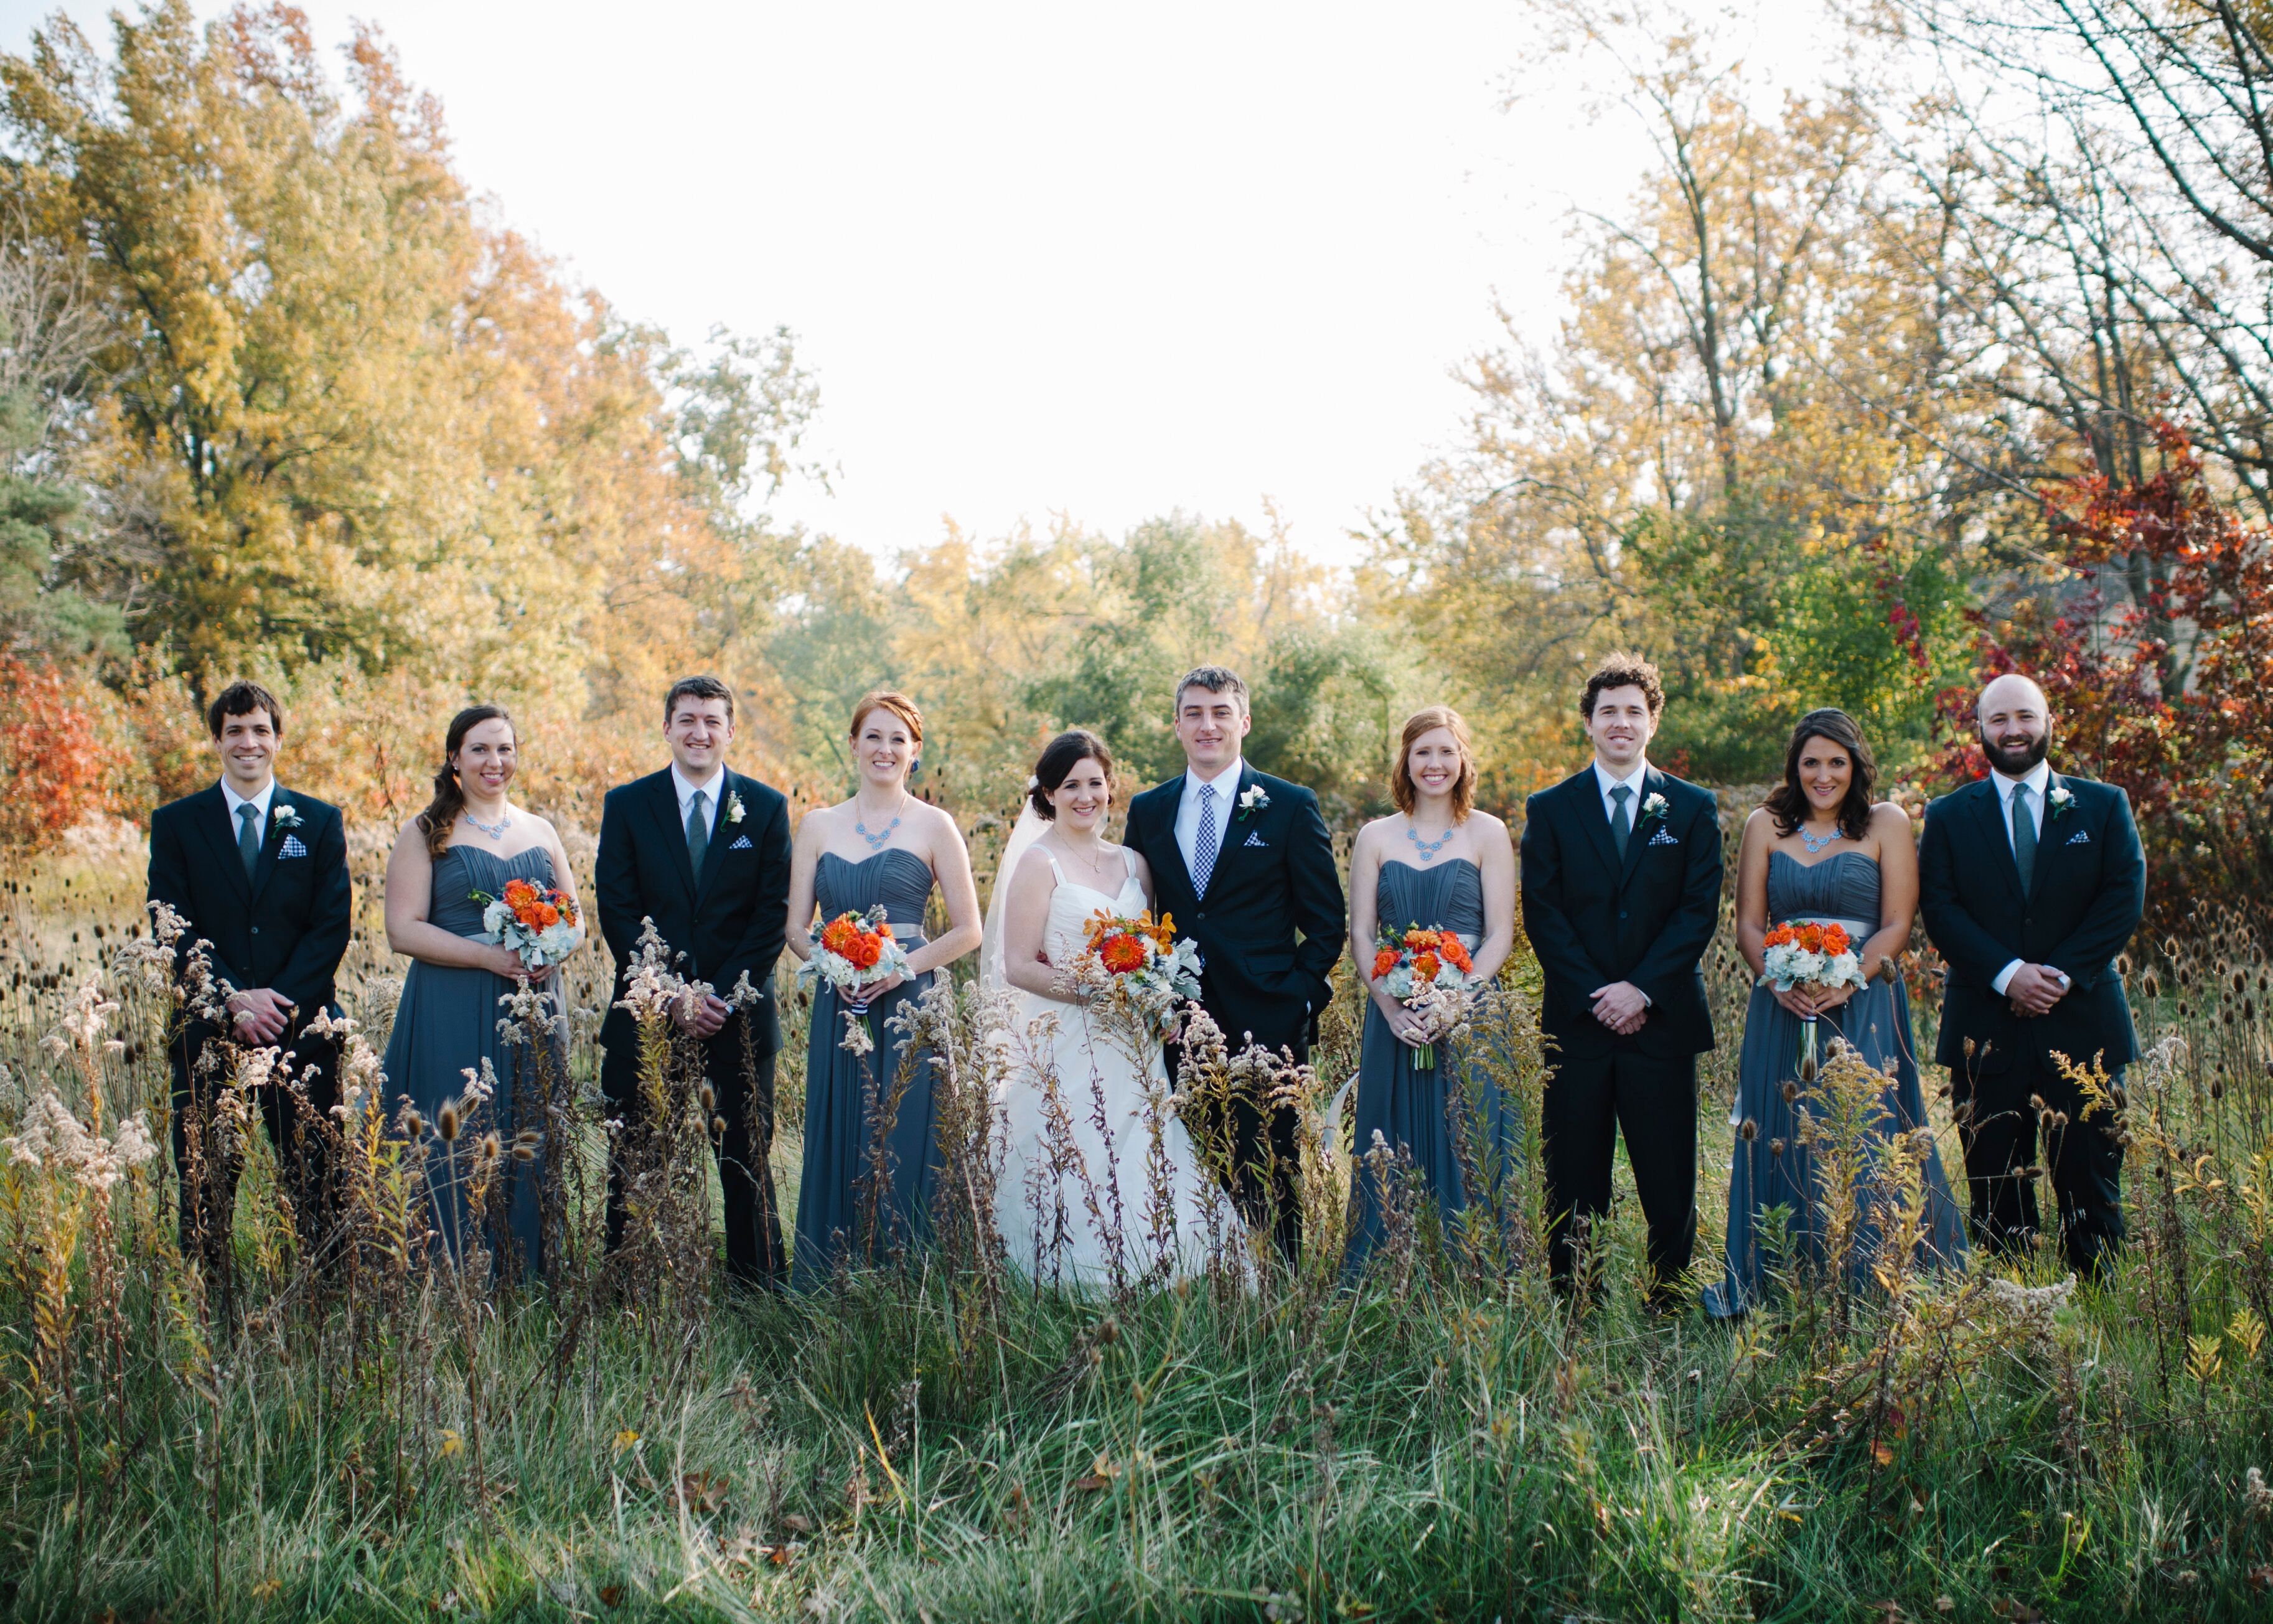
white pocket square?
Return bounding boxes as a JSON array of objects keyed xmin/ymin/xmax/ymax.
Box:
[
  {"xmin": 1243, "ymin": 831, "xmax": 1268, "ymax": 847},
  {"xmin": 2065, "ymin": 828, "xmax": 2091, "ymax": 845},
  {"xmin": 278, "ymin": 835, "xmax": 309, "ymax": 858},
  {"xmin": 729, "ymin": 834, "xmax": 753, "ymax": 851},
  {"xmin": 1647, "ymin": 828, "xmax": 1679, "ymax": 847}
]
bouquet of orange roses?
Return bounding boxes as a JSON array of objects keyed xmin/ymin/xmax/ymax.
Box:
[
  {"xmin": 1759, "ymin": 920, "xmax": 1867, "ymax": 1074},
  {"xmin": 1370, "ymin": 925, "xmax": 1477, "ymax": 1069},
  {"xmin": 799, "ymin": 905, "xmax": 914, "ymax": 1044},
  {"xmin": 1074, "ymin": 908, "xmax": 1204, "ymax": 1042},
  {"xmin": 471, "ymin": 876, "xmax": 583, "ymax": 970}
]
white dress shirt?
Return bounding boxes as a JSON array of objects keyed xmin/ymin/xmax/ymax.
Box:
[
  {"xmin": 671, "ymin": 763, "xmax": 726, "ymax": 837},
  {"xmin": 220, "ymin": 777, "xmax": 276, "ymax": 838},
  {"xmin": 1987, "ymin": 760, "xmax": 2064, "ymax": 995},
  {"xmin": 1174, "ymin": 757, "xmax": 1245, "ymax": 877},
  {"xmin": 1591, "ymin": 756, "xmax": 1651, "ymax": 826}
]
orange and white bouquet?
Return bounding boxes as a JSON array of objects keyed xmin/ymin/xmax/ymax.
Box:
[
  {"xmin": 799, "ymin": 906, "xmax": 914, "ymax": 1043},
  {"xmin": 1759, "ymin": 920, "xmax": 1867, "ymax": 1071},
  {"xmin": 1073, "ymin": 909, "xmax": 1204, "ymax": 1041},
  {"xmin": 471, "ymin": 877, "xmax": 583, "ymax": 970},
  {"xmin": 1370, "ymin": 926, "xmax": 1478, "ymax": 1069}
]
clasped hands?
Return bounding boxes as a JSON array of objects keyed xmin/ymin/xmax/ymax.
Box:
[
  {"xmin": 2007, "ymin": 962, "xmax": 2070, "ymax": 1018},
  {"xmin": 226, "ymin": 987, "xmax": 295, "ymax": 1045},
  {"xmin": 1590, "ymin": 980, "xmax": 1649, "ymax": 1036}
]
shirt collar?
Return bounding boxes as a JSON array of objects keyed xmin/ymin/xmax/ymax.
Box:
[
  {"xmin": 220, "ymin": 779, "xmax": 276, "ymax": 821},
  {"xmin": 1591, "ymin": 756, "xmax": 1650, "ymax": 801},
  {"xmin": 671, "ymin": 763, "xmax": 726, "ymax": 807},
  {"xmin": 1186, "ymin": 757, "xmax": 1245, "ymax": 800},
  {"xmin": 1990, "ymin": 760, "xmax": 2052, "ymax": 802}
]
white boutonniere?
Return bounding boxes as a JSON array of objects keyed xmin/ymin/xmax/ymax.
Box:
[
  {"xmin": 2047, "ymin": 784, "xmax": 2073, "ymax": 821},
  {"xmin": 726, "ymin": 789, "xmax": 746, "ymax": 825},
  {"xmin": 1236, "ymin": 783, "xmax": 1270, "ymax": 821},
  {"xmin": 1640, "ymin": 791, "xmax": 1669, "ymax": 824},
  {"xmin": 270, "ymin": 803, "xmax": 303, "ymax": 833}
]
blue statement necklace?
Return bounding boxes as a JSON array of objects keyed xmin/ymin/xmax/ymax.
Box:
[
  {"xmin": 1407, "ymin": 822, "xmax": 1455, "ymax": 863},
  {"xmin": 856, "ymin": 793, "xmax": 906, "ymax": 851},
  {"xmin": 1797, "ymin": 824, "xmax": 1844, "ymax": 855}
]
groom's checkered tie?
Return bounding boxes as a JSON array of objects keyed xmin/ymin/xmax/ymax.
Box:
[{"xmin": 1191, "ymin": 782, "xmax": 1221, "ymax": 898}]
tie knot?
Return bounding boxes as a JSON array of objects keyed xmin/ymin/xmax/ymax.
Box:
[
  {"xmin": 1611, "ymin": 785, "xmax": 1632, "ymax": 806},
  {"xmin": 239, "ymin": 803, "xmax": 259, "ymax": 824},
  {"xmin": 1201, "ymin": 782, "xmax": 1217, "ymax": 801},
  {"xmin": 691, "ymin": 789, "xmax": 707, "ymax": 810},
  {"xmin": 2012, "ymin": 782, "xmax": 2032, "ymax": 803}
]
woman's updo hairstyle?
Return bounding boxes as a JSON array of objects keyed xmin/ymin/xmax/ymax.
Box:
[
  {"xmin": 418, "ymin": 704, "xmax": 516, "ymax": 858},
  {"xmin": 1029, "ymin": 729, "xmax": 1114, "ymax": 821}
]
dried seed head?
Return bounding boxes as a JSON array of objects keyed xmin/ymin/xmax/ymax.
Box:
[
  {"xmin": 2143, "ymin": 970, "xmax": 2161, "ymax": 998},
  {"xmin": 2211, "ymin": 1077, "xmax": 2225, "ymax": 1101},
  {"xmin": 437, "ymin": 1102, "xmax": 460, "ymax": 1143},
  {"xmin": 1799, "ymin": 1056, "xmax": 1817, "ymax": 1084},
  {"xmin": 1738, "ymin": 1117, "xmax": 1759, "ymax": 1143},
  {"xmin": 2051, "ymin": 1111, "xmax": 2069, "ymax": 1130},
  {"xmin": 712, "ymin": 1115, "xmax": 728, "ymax": 1137},
  {"xmin": 406, "ymin": 1109, "xmax": 427, "ymax": 1138},
  {"xmin": 1964, "ymin": 1036, "xmax": 1977, "ymax": 1059},
  {"xmin": 480, "ymin": 1130, "xmax": 502, "ymax": 1160},
  {"xmin": 512, "ymin": 1140, "xmax": 536, "ymax": 1163},
  {"xmin": 1769, "ymin": 1137, "xmax": 1787, "ymax": 1157},
  {"xmin": 700, "ymin": 1082, "xmax": 717, "ymax": 1114},
  {"xmin": 1781, "ymin": 1079, "xmax": 1800, "ymax": 1104}
]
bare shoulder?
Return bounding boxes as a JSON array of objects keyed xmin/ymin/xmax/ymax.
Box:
[
  {"xmin": 1353, "ymin": 814, "xmax": 1402, "ymax": 855},
  {"xmin": 795, "ymin": 800, "xmax": 845, "ymax": 844},
  {"xmin": 1465, "ymin": 808, "xmax": 1511, "ymax": 842},
  {"xmin": 910, "ymin": 799, "xmax": 963, "ymax": 840},
  {"xmin": 392, "ymin": 816, "xmax": 433, "ymax": 856},
  {"xmin": 1740, "ymin": 805, "xmax": 1779, "ymax": 845}
]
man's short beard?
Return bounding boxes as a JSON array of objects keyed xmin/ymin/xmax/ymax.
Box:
[{"xmin": 1980, "ymin": 728, "xmax": 2049, "ymax": 776}]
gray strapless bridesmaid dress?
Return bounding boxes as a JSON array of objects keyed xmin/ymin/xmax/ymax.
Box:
[
  {"xmin": 1703, "ymin": 848, "xmax": 1966, "ymax": 1317},
  {"xmin": 1343, "ymin": 857, "xmax": 1521, "ymax": 1277},
  {"xmin": 382, "ymin": 844, "xmax": 570, "ymax": 1279},
  {"xmin": 792, "ymin": 848, "xmax": 941, "ymax": 1287}
]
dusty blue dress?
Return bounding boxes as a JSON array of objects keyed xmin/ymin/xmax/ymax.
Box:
[
  {"xmin": 382, "ymin": 844, "xmax": 569, "ymax": 1279},
  {"xmin": 1703, "ymin": 849, "xmax": 1967, "ymax": 1317},
  {"xmin": 792, "ymin": 848, "xmax": 941, "ymax": 1287},
  {"xmin": 1343, "ymin": 858, "xmax": 1520, "ymax": 1276}
]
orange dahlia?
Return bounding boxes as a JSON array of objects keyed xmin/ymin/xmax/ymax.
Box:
[
  {"xmin": 1372, "ymin": 947, "xmax": 1402, "ymax": 980},
  {"xmin": 1098, "ymin": 933, "xmax": 1148, "ymax": 974},
  {"xmin": 820, "ymin": 916, "xmax": 861, "ymax": 957}
]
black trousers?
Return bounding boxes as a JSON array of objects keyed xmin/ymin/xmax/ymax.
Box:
[
  {"xmin": 169, "ymin": 1018, "xmax": 340, "ymax": 1275},
  {"xmin": 1169, "ymin": 1022, "xmax": 1306, "ymax": 1263},
  {"xmin": 1540, "ymin": 1044, "xmax": 1699, "ymax": 1294},
  {"xmin": 1954, "ymin": 1048, "xmax": 2125, "ymax": 1277},
  {"xmin": 600, "ymin": 1015, "xmax": 785, "ymax": 1288}
]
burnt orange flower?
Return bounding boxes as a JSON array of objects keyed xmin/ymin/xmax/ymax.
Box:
[
  {"xmin": 1099, "ymin": 933, "xmax": 1148, "ymax": 974},
  {"xmin": 1372, "ymin": 947, "xmax": 1402, "ymax": 980}
]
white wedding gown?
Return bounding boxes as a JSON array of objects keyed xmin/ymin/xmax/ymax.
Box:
[{"xmin": 991, "ymin": 848, "xmax": 1239, "ymax": 1284}]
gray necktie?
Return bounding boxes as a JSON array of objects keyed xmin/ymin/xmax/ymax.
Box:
[
  {"xmin": 237, "ymin": 802, "xmax": 261, "ymax": 881},
  {"xmin": 2010, "ymin": 781, "xmax": 2036, "ymax": 892},
  {"xmin": 1609, "ymin": 784, "xmax": 1633, "ymax": 860},
  {"xmin": 1191, "ymin": 783, "xmax": 1221, "ymax": 898},
  {"xmin": 687, "ymin": 789, "xmax": 710, "ymax": 873}
]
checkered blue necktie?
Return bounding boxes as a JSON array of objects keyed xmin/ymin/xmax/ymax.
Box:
[{"xmin": 1191, "ymin": 782, "xmax": 1221, "ymax": 898}]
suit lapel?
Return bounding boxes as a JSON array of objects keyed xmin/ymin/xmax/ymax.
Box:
[
  {"xmin": 1616, "ymin": 769, "xmax": 1662, "ymax": 889},
  {"xmin": 2027, "ymin": 771, "xmax": 2065, "ymax": 903},
  {"xmin": 1148, "ymin": 776, "xmax": 1197, "ymax": 907},
  {"xmin": 200, "ymin": 787, "xmax": 255, "ymax": 905},
  {"xmin": 1203, "ymin": 763, "xmax": 1262, "ymax": 890},
  {"xmin": 247, "ymin": 788, "xmax": 289, "ymax": 906},
  {"xmin": 1967, "ymin": 779, "xmax": 2026, "ymax": 903},
  {"xmin": 695, "ymin": 773, "xmax": 738, "ymax": 903},
  {"xmin": 650, "ymin": 772, "xmax": 699, "ymax": 904}
]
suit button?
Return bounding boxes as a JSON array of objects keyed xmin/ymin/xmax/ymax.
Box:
[
  {"xmin": 1618, "ymin": 910, "xmax": 1628, "ymax": 920},
  {"xmin": 251, "ymin": 926, "xmax": 260, "ymax": 935},
  {"xmin": 1196, "ymin": 910, "xmax": 1207, "ymax": 921}
]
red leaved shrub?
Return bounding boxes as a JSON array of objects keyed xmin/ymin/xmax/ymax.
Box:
[{"xmin": 0, "ymin": 656, "xmax": 143, "ymax": 853}]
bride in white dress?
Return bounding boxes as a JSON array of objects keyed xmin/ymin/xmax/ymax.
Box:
[{"xmin": 981, "ymin": 729, "xmax": 1241, "ymax": 1285}]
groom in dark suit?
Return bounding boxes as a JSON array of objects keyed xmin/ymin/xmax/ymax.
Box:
[
  {"xmin": 1919, "ymin": 672, "xmax": 2144, "ymax": 1279},
  {"xmin": 148, "ymin": 680, "xmax": 354, "ymax": 1274},
  {"xmin": 1123, "ymin": 664, "xmax": 1346, "ymax": 1259},
  {"xmin": 1520, "ymin": 654, "xmax": 1722, "ymax": 1302},
  {"xmin": 594, "ymin": 675, "xmax": 794, "ymax": 1288}
]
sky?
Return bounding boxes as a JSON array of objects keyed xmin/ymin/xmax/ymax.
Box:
[{"xmin": 0, "ymin": 1, "xmax": 1841, "ymax": 565}]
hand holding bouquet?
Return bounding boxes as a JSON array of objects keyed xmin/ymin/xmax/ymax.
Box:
[
  {"xmin": 471, "ymin": 877, "xmax": 583, "ymax": 974},
  {"xmin": 799, "ymin": 906, "xmax": 915, "ymax": 1045},
  {"xmin": 1758, "ymin": 921, "xmax": 1868, "ymax": 1074},
  {"xmin": 1072, "ymin": 909, "xmax": 1203, "ymax": 1042},
  {"xmin": 1369, "ymin": 926, "xmax": 1477, "ymax": 1069}
]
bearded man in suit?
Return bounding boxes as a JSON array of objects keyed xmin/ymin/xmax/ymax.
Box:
[{"xmin": 1918, "ymin": 672, "xmax": 2145, "ymax": 1279}]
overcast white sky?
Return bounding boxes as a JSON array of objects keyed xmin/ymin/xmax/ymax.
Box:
[{"xmin": 1, "ymin": 1, "xmax": 1840, "ymax": 563}]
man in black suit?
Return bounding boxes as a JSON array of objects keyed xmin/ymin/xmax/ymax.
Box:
[
  {"xmin": 1519, "ymin": 654, "xmax": 1722, "ymax": 1301},
  {"xmin": 148, "ymin": 680, "xmax": 354, "ymax": 1274},
  {"xmin": 1918, "ymin": 672, "xmax": 2144, "ymax": 1279},
  {"xmin": 594, "ymin": 675, "xmax": 794, "ymax": 1288},
  {"xmin": 1122, "ymin": 664, "xmax": 1346, "ymax": 1259}
]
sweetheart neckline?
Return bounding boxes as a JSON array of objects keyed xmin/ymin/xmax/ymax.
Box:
[
  {"xmin": 1768, "ymin": 847, "xmax": 1880, "ymax": 873},
  {"xmin": 1380, "ymin": 857, "xmax": 1482, "ymax": 876},
  {"xmin": 819, "ymin": 847, "xmax": 932, "ymax": 871}
]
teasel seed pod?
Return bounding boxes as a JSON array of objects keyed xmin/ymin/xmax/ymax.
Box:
[
  {"xmin": 1781, "ymin": 1079, "xmax": 1799, "ymax": 1104},
  {"xmin": 1799, "ymin": 1056, "xmax": 1817, "ymax": 1084},
  {"xmin": 1738, "ymin": 1117, "xmax": 1758, "ymax": 1143},
  {"xmin": 1963, "ymin": 1036, "xmax": 1977, "ymax": 1059},
  {"xmin": 700, "ymin": 1082, "xmax": 717, "ymax": 1114},
  {"xmin": 480, "ymin": 1130, "xmax": 502, "ymax": 1161},
  {"xmin": 1769, "ymin": 1137, "xmax": 1787, "ymax": 1158},
  {"xmin": 437, "ymin": 1102, "xmax": 460, "ymax": 1143},
  {"xmin": 713, "ymin": 1115, "xmax": 728, "ymax": 1138}
]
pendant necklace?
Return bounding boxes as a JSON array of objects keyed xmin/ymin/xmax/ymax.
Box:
[
  {"xmin": 856, "ymin": 792, "xmax": 906, "ymax": 852},
  {"xmin": 1797, "ymin": 822, "xmax": 1843, "ymax": 855},
  {"xmin": 464, "ymin": 806, "xmax": 512, "ymax": 842},
  {"xmin": 1407, "ymin": 822, "xmax": 1455, "ymax": 863}
]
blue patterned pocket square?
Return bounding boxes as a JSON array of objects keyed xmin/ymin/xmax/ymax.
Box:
[
  {"xmin": 1243, "ymin": 831, "xmax": 1268, "ymax": 847},
  {"xmin": 2066, "ymin": 828, "xmax": 2091, "ymax": 845},
  {"xmin": 278, "ymin": 835, "xmax": 309, "ymax": 858},
  {"xmin": 729, "ymin": 834, "xmax": 753, "ymax": 851},
  {"xmin": 1647, "ymin": 828, "xmax": 1679, "ymax": 847}
]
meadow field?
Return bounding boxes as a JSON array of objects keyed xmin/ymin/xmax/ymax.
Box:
[{"xmin": 2, "ymin": 815, "xmax": 2270, "ymax": 1624}]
